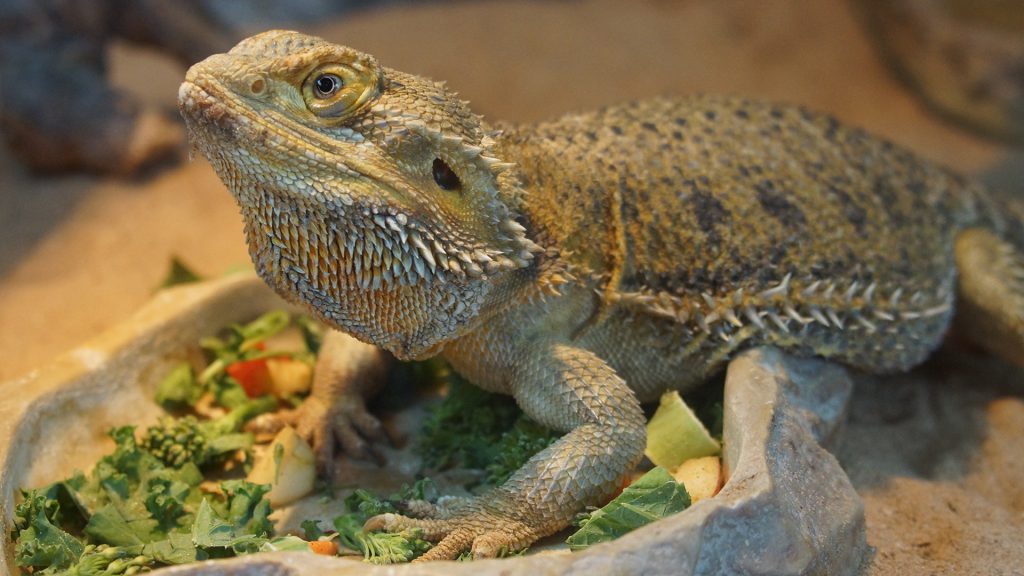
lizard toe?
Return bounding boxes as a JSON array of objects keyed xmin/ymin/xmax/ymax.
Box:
[{"xmin": 365, "ymin": 508, "xmax": 538, "ymax": 560}]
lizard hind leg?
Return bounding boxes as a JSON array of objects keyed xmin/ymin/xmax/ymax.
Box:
[{"xmin": 954, "ymin": 228, "xmax": 1024, "ymax": 365}]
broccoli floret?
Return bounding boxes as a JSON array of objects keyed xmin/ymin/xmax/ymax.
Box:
[
  {"xmin": 139, "ymin": 394, "xmax": 275, "ymax": 469},
  {"xmin": 140, "ymin": 416, "xmax": 207, "ymax": 468},
  {"xmin": 65, "ymin": 544, "xmax": 153, "ymax": 576}
]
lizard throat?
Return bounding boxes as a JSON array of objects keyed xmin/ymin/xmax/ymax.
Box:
[{"xmin": 240, "ymin": 187, "xmax": 489, "ymax": 358}]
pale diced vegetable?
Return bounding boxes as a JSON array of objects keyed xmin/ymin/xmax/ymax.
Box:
[
  {"xmin": 671, "ymin": 456, "xmax": 722, "ymax": 503},
  {"xmin": 247, "ymin": 426, "xmax": 316, "ymax": 506},
  {"xmin": 266, "ymin": 357, "xmax": 313, "ymax": 397},
  {"xmin": 644, "ymin": 391, "xmax": 720, "ymax": 470}
]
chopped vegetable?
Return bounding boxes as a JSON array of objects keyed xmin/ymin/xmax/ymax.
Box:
[
  {"xmin": 417, "ymin": 376, "xmax": 557, "ymax": 484},
  {"xmin": 308, "ymin": 539, "xmax": 339, "ymax": 556},
  {"xmin": 295, "ymin": 315, "xmax": 325, "ymax": 354},
  {"xmin": 247, "ymin": 426, "xmax": 316, "ymax": 506},
  {"xmin": 644, "ymin": 391, "xmax": 721, "ymax": 470},
  {"xmin": 265, "ymin": 357, "xmax": 313, "ymax": 397},
  {"xmin": 671, "ymin": 456, "xmax": 722, "ymax": 503},
  {"xmin": 139, "ymin": 416, "xmax": 209, "ymax": 468},
  {"xmin": 11, "ymin": 427, "xmax": 279, "ymax": 573},
  {"xmin": 154, "ymin": 362, "xmax": 203, "ymax": 411},
  {"xmin": 566, "ymin": 467, "xmax": 690, "ymax": 551},
  {"xmin": 333, "ymin": 515, "xmax": 431, "ymax": 564},
  {"xmin": 226, "ymin": 357, "xmax": 274, "ymax": 398},
  {"xmin": 18, "ymin": 306, "xmax": 717, "ymax": 568},
  {"xmin": 330, "ymin": 484, "xmax": 435, "ymax": 564},
  {"xmin": 484, "ymin": 417, "xmax": 560, "ymax": 485},
  {"xmin": 140, "ymin": 391, "xmax": 275, "ymax": 470}
]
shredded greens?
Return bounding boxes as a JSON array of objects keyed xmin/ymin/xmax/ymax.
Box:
[
  {"xmin": 324, "ymin": 480, "xmax": 436, "ymax": 564},
  {"xmin": 12, "ymin": 303, "xmax": 705, "ymax": 570},
  {"xmin": 11, "ymin": 427, "xmax": 278, "ymax": 574},
  {"xmin": 417, "ymin": 374, "xmax": 560, "ymax": 486}
]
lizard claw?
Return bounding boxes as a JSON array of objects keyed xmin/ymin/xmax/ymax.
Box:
[
  {"xmin": 246, "ymin": 392, "xmax": 388, "ymax": 473},
  {"xmin": 364, "ymin": 500, "xmax": 540, "ymax": 561}
]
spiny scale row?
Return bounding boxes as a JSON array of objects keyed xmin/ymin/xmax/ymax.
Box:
[{"xmin": 613, "ymin": 273, "xmax": 953, "ymax": 341}]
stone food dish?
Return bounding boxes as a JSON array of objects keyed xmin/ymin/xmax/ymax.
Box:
[{"xmin": 0, "ymin": 274, "xmax": 866, "ymax": 575}]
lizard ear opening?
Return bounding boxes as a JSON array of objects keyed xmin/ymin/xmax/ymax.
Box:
[
  {"xmin": 432, "ymin": 158, "xmax": 462, "ymax": 191},
  {"xmin": 301, "ymin": 60, "xmax": 380, "ymax": 122}
]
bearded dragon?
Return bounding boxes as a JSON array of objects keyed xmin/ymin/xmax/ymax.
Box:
[{"xmin": 178, "ymin": 30, "xmax": 1024, "ymax": 561}]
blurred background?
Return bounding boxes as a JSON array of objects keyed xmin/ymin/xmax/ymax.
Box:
[{"xmin": 0, "ymin": 1, "xmax": 1022, "ymax": 573}]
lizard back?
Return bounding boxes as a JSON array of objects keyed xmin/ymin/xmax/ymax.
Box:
[{"xmin": 498, "ymin": 95, "xmax": 1004, "ymax": 393}]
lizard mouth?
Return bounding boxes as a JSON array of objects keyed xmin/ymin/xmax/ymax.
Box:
[{"xmin": 178, "ymin": 80, "xmax": 268, "ymax": 151}]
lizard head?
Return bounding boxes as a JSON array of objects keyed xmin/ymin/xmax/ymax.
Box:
[{"xmin": 178, "ymin": 30, "xmax": 539, "ymax": 359}]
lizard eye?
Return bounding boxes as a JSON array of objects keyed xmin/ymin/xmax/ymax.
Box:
[
  {"xmin": 312, "ymin": 73, "xmax": 343, "ymax": 98},
  {"xmin": 432, "ymin": 158, "xmax": 461, "ymax": 191},
  {"xmin": 301, "ymin": 61, "xmax": 380, "ymax": 122}
]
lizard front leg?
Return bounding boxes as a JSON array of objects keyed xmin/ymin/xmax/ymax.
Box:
[
  {"xmin": 248, "ymin": 330, "xmax": 393, "ymax": 471},
  {"xmin": 366, "ymin": 342, "xmax": 647, "ymax": 560}
]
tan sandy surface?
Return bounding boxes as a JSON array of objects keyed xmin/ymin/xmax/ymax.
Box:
[{"xmin": 1, "ymin": 1, "xmax": 1021, "ymax": 573}]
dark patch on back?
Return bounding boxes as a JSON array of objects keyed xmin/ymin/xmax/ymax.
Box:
[
  {"xmin": 829, "ymin": 185, "xmax": 867, "ymax": 236},
  {"xmin": 754, "ymin": 179, "xmax": 806, "ymax": 228},
  {"xmin": 689, "ymin": 181, "xmax": 729, "ymax": 244},
  {"xmin": 641, "ymin": 121, "xmax": 658, "ymax": 132}
]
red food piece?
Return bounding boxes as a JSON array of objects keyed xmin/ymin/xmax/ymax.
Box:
[{"xmin": 226, "ymin": 358, "xmax": 272, "ymax": 397}]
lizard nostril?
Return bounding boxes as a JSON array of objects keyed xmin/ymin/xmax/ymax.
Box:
[{"xmin": 248, "ymin": 76, "xmax": 266, "ymax": 95}]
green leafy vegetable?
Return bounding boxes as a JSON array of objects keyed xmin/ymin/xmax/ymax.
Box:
[
  {"xmin": 566, "ymin": 467, "xmax": 691, "ymax": 551},
  {"xmin": 300, "ymin": 519, "xmax": 325, "ymax": 541},
  {"xmin": 260, "ymin": 535, "xmax": 312, "ymax": 553},
  {"xmin": 332, "ymin": 514, "xmax": 430, "ymax": 565},
  {"xmin": 485, "ymin": 418, "xmax": 560, "ymax": 485},
  {"xmin": 12, "ymin": 310, "xmax": 331, "ymax": 572},
  {"xmin": 11, "ymin": 426, "xmax": 278, "ymax": 573},
  {"xmin": 418, "ymin": 376, "xmax": 558, "ymax": 485},
  {"xmin": 328, "ymin": 481, "xmax": 437, "ymax": 564},
  {"xmin": 13, "ymin": 487, "xmax": 86, "ymax": 572}
]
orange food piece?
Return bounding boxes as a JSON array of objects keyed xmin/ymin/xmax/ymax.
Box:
[{"xmin": 308, "ymin": 540, "xmax": 339, "ymax": 556}]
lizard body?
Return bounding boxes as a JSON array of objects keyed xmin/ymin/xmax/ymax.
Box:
[{"xmin": 179, "ymin": 30, "xmax": 1024, "ymax": 560}]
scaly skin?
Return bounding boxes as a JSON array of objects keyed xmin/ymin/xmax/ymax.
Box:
[{"xmin": 179, "ymin": 30, "xmax": 1024, "ymax": 560}]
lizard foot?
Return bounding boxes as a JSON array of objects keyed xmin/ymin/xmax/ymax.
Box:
[
  {"xmin": 364, "ymin": 503, "xmax": 541, "ymax": 561},
  {"xmin": 246, "ymin": 392, "xmax": 387, "ymax": 470}
]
